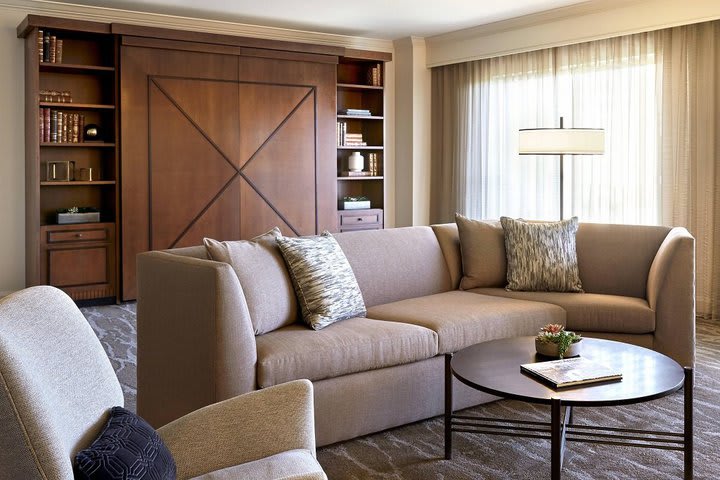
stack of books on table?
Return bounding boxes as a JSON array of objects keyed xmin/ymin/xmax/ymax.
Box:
[{"xmin": 340, "ymin": 108, "xmax": 372, "ymax": 117}]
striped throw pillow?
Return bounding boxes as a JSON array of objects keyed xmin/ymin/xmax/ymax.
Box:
[
  {"xmin": 277, "ymin": 232, "xmax": 366, "ymax": 330},
  {"xmin": 500, "ymin": 216, "xmax": 584, "ymax": 293}
]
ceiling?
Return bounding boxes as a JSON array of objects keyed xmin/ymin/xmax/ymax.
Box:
[{"xmin": 65, "ymin": 0, "xmax": 591, "ymax": 39}]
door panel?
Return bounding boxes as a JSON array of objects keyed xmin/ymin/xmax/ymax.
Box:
[{"xmin": 121, "ymin": 42, "xmax": 336, "ymax": 300}]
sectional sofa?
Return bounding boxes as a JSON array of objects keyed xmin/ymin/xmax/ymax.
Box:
[{"xmin": 136, "ymin": 221, "xmax": 695, "ymax": 447}]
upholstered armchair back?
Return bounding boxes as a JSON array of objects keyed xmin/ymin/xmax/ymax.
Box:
[{"xmin": 0, "ymin": 286, "xmax": 124, "ymax": 479}]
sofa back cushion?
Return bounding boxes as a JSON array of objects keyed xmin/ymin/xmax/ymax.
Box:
[
  {"xmin": 334, "ymin": 226, "xmax": 452, "ymax": 308},
  {"xmin": 454, "ymin": 215, "xmax": 506, "ymax": 290},
  {"xmin": 576, "ymin": 223, "xmax": 670, "ymax": 298},
  {"xmin": 435, "ymin": 221, "xmax": 671, "ymax": 299},
  {"xmin": 204, "ymin": 228, "xmax": 298, "ymax": 335}
]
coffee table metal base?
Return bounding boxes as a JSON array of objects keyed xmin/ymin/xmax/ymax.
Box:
[{"xmin": 444, "ymin": 354, "xmax": 694, "ymax": 480}]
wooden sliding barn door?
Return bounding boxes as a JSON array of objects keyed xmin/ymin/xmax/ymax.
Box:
[{"xmin": 120, "ymin": 39, "xmax": 337, "ymax": 300}]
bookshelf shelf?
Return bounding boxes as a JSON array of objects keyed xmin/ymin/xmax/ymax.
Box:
[
  {"xmin": 41, "ymin": 181, "xmax": 115, "ymax": 186},
  {"xmin": 337, "ymin": 83, "xmax": 384, "ymax": 91},
  {"xmin": 41, "ymin": 142, "xmax": 115, "ymax": 147},
  {"xmin": 40, "ymin": 62, "xmax": 115, "ymax": 73},
  {"xmin": 337, "ymin": 176, "xmax": 384, "ymax": 181},
  {"xmin": 337, "ymin": 146, "xmax": 384, "ymax": 150},
  {"xmin": 39, "ymin": 102, "xmax": 115, "ymax": 110},
  {"xmin": 337, "ymin": 115, "xmax": 384, "ymax": 120}
]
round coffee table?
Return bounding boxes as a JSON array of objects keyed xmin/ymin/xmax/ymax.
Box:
[{"xmin": 444, "ymin": 337, "xmax": 693, "ymax": 479}]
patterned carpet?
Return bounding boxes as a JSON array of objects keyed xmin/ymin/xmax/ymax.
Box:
[{"xmin": 82, "ymin": 303, "xmax": 719, "ymax": 479}]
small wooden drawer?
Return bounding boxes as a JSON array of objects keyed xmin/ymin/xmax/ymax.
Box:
[
  {"xmin": 48, "ymin": 228, "xmax": 108, "ymax": 243},
  {"xmin": 338, "ymin": 208, "xmax": 383, "ymax": 232}
]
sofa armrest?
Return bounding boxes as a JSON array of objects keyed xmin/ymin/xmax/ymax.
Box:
[
  {"xmin": 157, "ymin": 380, "xmax": 317, "ymax": 480},
  {"xmin": 646, "ymin": 227, "xmax": 696, "ymax": 367},
  {"xmin": 137, "ymin": 251, "xmax": 257, "ymax": 428}
]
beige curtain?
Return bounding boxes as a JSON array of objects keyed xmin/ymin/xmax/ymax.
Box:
[
  {"xmin": 658, "ymin": 22, "xmax": 720, "ymax": 319},
  {"xmin": 430, "ymin": 21, "xmax": 720, "ymax": 318}
]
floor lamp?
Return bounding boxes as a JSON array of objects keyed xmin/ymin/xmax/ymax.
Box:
[{"xmin": 518, "ymin": 117, "xmax": 605, "ymax": 220}]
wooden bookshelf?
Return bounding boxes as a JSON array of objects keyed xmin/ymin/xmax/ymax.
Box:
[
  {"xmin": 336, "ymin": 53, "xmax": 389, "ymax": 231},
  {"xmin": 20, "ymin": 16, "xmax": 119, "ymax": 302}
]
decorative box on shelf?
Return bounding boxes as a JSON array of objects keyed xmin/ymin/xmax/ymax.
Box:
[
  {"xmin": 342, "ymin": 200, "xmax": 371, "ymax": 210},
  {"xmin": 57, "ymin": 207, "xmax": 100, "ymax": 224}
]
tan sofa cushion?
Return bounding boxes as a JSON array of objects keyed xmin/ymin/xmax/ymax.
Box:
[
  {"xmin": 334, "ymin": 226, "xmax": 452, "ymax": 308},
  {"xmin": 454, "ymin": 215, "xmax": 506, "ymax": 290},
  {"xmin": 471, "ymin": 288, "xmax": 655, "ymax": 334},
  {"xmin": 256, "ymin": 318, "xmax": 438, "ymax": 388},
  {"xmin": 575, "ymin": 223, "xmax": 670, "ymax": 298},
  {"xmin": 367, "ymin": 291, "xmax": 565, "ymax": 354},
  {"xmin": 204, "ymin": 228, "xmax": 298, "ymax": 335}
]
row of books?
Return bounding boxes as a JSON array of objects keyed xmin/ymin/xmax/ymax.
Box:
[
  {"xmin": 367, "ymin": 63, "xmax": 383, "ymax": 87},
  {"xmin": 337, "ymin": 122, "xmax": 367, "ymax": 146},
  {"xmin": 39, "ymin": 90, "xmax": 73, "ymax": 103},
  {"xmin": 339, "ymin": 108, "xmax": 372, "ymax": 117},
  {"xmin": 38, "ymin": 30, "xmax": 63, "ymax": 64},
  {"xmin": 367, "ymin": 153, "xmax": 381, "ymax": 176},
  {"xmin": 39, "ymin": 108, "xmax": 85, "ymax": 144}
]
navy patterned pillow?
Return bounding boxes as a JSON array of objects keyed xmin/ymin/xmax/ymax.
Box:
[
  {"xmin": 500, "ymin": 216, "xmax": 584, "ymax": 293},
  {"xmin": 75, "ymin": 407, "xmax": 176, "ymax": 480},
  {"xmin": 277, "ymin": 231, "xmax": 366, "ymax": 330}
]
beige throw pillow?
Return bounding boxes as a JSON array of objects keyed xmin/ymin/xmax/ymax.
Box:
[
  {"xmin": 276, "ymin": 232, "xmax": 366, "ymax": 330},
  {"xmin": 204, "ymin": 227, "xmax": 298, "ymax": 335},
  {"xmin": 500, "ymin": 216, "xmax": 584, "ymax": 293},
  {"xmin": 455, "ymin": 213, "xmax": 507, "ymax": 290}
]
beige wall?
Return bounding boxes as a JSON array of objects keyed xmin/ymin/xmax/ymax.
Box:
[
  {"xmin": 392, "ymin": 37, "xmax": 431, "ymax": 227},
  {"xmin": 0, "ymin": 8, "xmax": 29, "ymax": 296}
]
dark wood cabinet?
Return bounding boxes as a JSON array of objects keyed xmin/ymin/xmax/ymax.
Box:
[
  {"xmin": 336, "ymin": 53, "xmax": 391, "ymax": 231},
  {"xmin": 41, "ymin": 223, "xmax": 115, "ymax": 300},
  {"xmin": 19, "ymin": 16, "xmax": 119, "ymax": 302}
]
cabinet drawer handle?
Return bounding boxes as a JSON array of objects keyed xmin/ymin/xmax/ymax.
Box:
[
  {"xmin": 357, "ymin": 218, "xmax": 363, "ymax": 222},
  {"xmin": 76, "ymin": 233, "xmax": 83, "ymax": 238}
]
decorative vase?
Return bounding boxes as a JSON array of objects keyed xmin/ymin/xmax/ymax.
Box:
[
  {"xmin": 535, "ymin": 338, "xmax": 582, "ymax": 358},
  {"xmin": 348, "ymin": 151, "xmax": 364, "ymax": 172}
]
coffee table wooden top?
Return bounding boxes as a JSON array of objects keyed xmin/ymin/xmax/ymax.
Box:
[{"xmin": 451, "ymin": 337, "xmax": 685, "ymax": 406}]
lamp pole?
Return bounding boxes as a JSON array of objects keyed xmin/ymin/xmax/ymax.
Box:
[{"xmin": 559, "ymin": 116, "xmax": 564, "ymax": 220}]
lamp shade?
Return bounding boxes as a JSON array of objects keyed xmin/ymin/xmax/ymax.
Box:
[{"xmin": 519, "ymin": 128, "xmax": 605, "ymax": 155}]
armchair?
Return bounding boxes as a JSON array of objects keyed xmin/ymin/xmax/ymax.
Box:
[{"xmin": 0, "ymin": 286, "xmax": 326, "ymax": 480}]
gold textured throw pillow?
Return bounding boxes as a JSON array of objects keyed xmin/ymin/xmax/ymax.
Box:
[{"xmin": 500, "ymin": 216, "xmax": 584, "ymax": 293}]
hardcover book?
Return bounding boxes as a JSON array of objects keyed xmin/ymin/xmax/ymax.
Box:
[{"xmin": 520, "ymin": 356, "xmax": 622, "ymax": 388}]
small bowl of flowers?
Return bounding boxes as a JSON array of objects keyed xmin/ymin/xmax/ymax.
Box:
[{"xmin": 535, "ymin": 324, "xmax": 582, "ymax": 359}]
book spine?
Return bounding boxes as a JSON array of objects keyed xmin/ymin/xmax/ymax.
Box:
[
  {"xmin": 50, "ymin": 110, "xmax": 57, "ymax": 143},
  {"xmin": 56, "ymin": 39, "xmax": 63, "ymax": 64},
  {"xmin": 37, "ymin": 29, "xmax": 44, "ymax": 63},
  {"xmin": 43, "ymin": 108, "xmax": 50, "ymax": 143},
  {"xmin": 377, "ymin": 63, "xmax": 382, "ymax": 86},
  {"xmin": 43, "ymin": 32, "xmax": 50, "ymax": 63},
  {"xmin": 79, "ymin": 114, "xmax": 85, "ymax": 142},
  {"xmin": 49, "ymin": 36, "xmax": 57, "ymax": 63},
  {"xmin": 59, "ymin": 112, "xmax": 65, "ymax": 143},
  {"xmin": 39, "ymin": 108, "xmax": 44, "ymax": 142},
  {"xmin": 72, "ymin": 113, "xmax": 79, "ymax": 143}
]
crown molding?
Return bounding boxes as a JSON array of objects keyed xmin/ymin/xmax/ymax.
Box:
[
  {"xmin": 0, "ymin": 0, "xmax": 394, "ymax": 53},
  {"xmin": 427, "ymin": 0, "xmax": 720, "ymax": 67}
]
